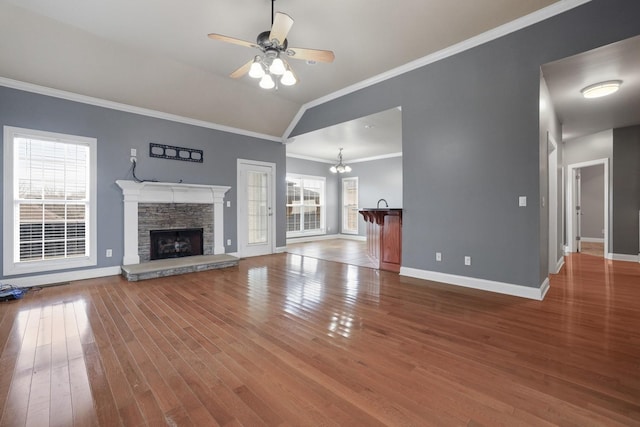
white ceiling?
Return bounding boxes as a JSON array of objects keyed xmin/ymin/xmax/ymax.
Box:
[
  {"xmin": 0, "ymin": 0, "xmax": 559, "ymax": 139},
  {"xmin": 286, "ymin": 107, "xmax": 403, "ymax": 163},
  {"xmin": 542, "ymin": 35, "xmax": 640, "ymax": 141},
  {"xmin": 3, "ymin": 0, "xmax": 635, "ymax": 162}
]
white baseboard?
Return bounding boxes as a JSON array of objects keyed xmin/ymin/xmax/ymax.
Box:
[
  {"xmin": 287, "ymin": 234, "xmax": 338, "ymax": 244},
  {"xmin": 581, "ymin": 237, "xmax": 605, "ymax": 243},
  {"xmin": 286, "ymin": 233, "xmax": 365, "ymax": 244},
  {"xmin": 563, "ymin": 245, "xmax": 570, "ymax": 255},
  {"xmin": 338, "ymin": 234, "xmax": 366, "ymax": 241},
  {"xmin": 399, "ymin": 267, "xmax": 549, "ymax": 301},
  {"xmin": 275, "ymin": 246, "xmax": 287, "ymax": 253},
  {"xmin": 554, "ymin": 257, "xmax": 565, "ymax": 274},
  {"xmin": 4, "ymin": 266, "xmax": 121, "ymax": 288},
  {"xmin": 606, "ymin": 253, "xmax": 640, "ymax": 263}
]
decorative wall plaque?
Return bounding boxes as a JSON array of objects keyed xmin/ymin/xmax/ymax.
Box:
[{"xmin": 149, "ymin": 143, "xmax": 203, "ymax": 163}]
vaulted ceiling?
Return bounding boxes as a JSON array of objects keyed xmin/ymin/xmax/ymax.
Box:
[{"xmin": 0, "ymin": 0, "xmax": 561, "ymax": 139}]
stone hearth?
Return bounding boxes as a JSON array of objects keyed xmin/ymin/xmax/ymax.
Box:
[{"xmin": 121, "ymin": 254, "xmax": 239, "ymax": 281}]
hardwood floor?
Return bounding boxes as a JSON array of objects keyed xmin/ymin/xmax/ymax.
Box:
[
  {"xmin": 580, "ymin": 241, "xmax": 605, "ymax": 257},
  {"xmin": 286, "ymin": 238, "xmax": 377, "ymax": 269},
  {"xmin": 0, "ymin": 253, "xmax": 639, "ymax": 426}
]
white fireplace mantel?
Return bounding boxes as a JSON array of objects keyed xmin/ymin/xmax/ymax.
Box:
[{"xmin": 116, "ymin": 180, "xmax": 231, "ymax": 265}]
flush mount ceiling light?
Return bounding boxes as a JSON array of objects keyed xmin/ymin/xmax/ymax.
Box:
[
  {"xmin": 330, "ymin": 148, "xmax": 352, "ymax": 174},
  {"xmin": 208, "ymin": 0, "xmax": 335, "ymax": 90},
  {"xmin": 581, "ymin": 80, "xmax": 622, "ymax": 99}
]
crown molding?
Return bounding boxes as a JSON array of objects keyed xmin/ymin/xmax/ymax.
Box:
[
  {"xmin": 286, "ymin": 151, "xmax": 402, "ymax": 164},
  {"xmin": 285, "ymin": 153, "xmax": 334, "ymax": 164},
  {"xmin": 0, "ymin": 76, "xmax": 284, "ymax": 144},
  {"xmin": 282, "ymin": 0, "xmax": 593, "ymax": 139},
  {"xmin": 349, "ymin": 152, "xmax": 403, "ymax": 163}
]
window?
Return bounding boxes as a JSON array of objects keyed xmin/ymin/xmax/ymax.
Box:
[
  {"xmin": 3, "ymin": 126, "xmax": 97, "ymax": 276},
  {"xmin": 342, "ymin": 177, "xmax": 359, "ymax": 234},
  {"xmin": 286, "ymin": 174, "xmax": 325, "ymax": 237}
]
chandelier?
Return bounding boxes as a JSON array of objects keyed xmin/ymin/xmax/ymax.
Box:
[
  {"xmin": 248, "ymin": 52, "xmax": 297, "ymax": 89},
  {"xmin": 330, "ymin": 148, "xmax": 352, "ymax": 174}
]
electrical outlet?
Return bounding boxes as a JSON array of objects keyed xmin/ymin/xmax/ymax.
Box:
[
  {"xmin": 130, "ymin": 156, "xmax": 136, "ymax": 163},
  {"xmin": 227, "ymin": 239, "xmax": 231, "ymax": 246},
  {"xmin": 130, "ymin": 148, "xmax": 137, "ymax": 157},
  {"xmin": 464, "ymin": 256, "xmax": 471, "ymax": 266},
  {"xmin": 106, "ymin": 249, "xmax": 112, "ymax": 258},
  {"xmin": 436, "ymin": 252, "xmax": 442, "ymax": 261},
  {"xmin": 226, "ymin": 201, "xmax": 231, "ymax": 207}
]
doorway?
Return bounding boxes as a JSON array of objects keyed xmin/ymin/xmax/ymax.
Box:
[
  {"xmin": 566, "ymin": 159, "xmax": 609, "ymax": 257},
  {"xmin": 237, "ymin": 159, "xmax": 276, "ymax": 257},
  {"xmin": 548, "ymin": 132, "xmax": 560, "ymax": 273}
]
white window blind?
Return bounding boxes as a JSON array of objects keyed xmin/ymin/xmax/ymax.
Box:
[
  {"xmin": 16, "ymin": 137, "xmax": 89, "ymax": 261},
  {"xmin": 3, "ymin": 126, "xmax": 97, "ymax": 276}
]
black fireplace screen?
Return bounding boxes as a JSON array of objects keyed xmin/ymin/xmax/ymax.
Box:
[{"xmin": 150, "ymin": 228, "xmax": 203, "ymax": 260}]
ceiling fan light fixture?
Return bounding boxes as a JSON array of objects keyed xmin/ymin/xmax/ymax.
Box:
[
  {"xmin": 208, "ymin": 0, "xmax": 335, "ymax": 91},
  {"xmin": 281, "ymin": 68, "xmax": 297, "ymax": 86},
  {"xmin": 269, "ymin": 57, "xmax": 286, "ymax": 75},
  {"xmin": 581, "ymin": 80, "xmax": 622, "ymax": 98},
  {"xmin": 259, "ymin": 74, "xmax": 275, "ymax": 89},
  {"xmin": 248, "ymin": 57, "xmax": 265, "ymax": 78}
]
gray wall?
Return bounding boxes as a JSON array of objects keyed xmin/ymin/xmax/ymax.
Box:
[
  {"xmin": 290, "ymin": 0, "xmax": 640, "ymax": 289},
  {"xmin": 342, "ymin": 156, "xmax": 403, "ymax": 236},
  {"xmin": 580, "ymin": 165, "xmax": 605, "ymax": 240},
  {"xmin": 285, "ymin": 157, "xmax": 340, "ymax": 234},
  {"xmin": 612, "ymin": 125, "xmax": 640, "ymax": 255},
  {"xmin": 0, "ymin": 86, "xmax": 286, "ymax": 280}
]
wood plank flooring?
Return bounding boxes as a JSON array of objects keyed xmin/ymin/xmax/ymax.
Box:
[
  {"xmin": 579, "ymin": 242, "xmax": 605, "ymax": 257},
  {"xmin": 0, "ymin": 252, "xmax": 639, "ymax": 426},
  {"xmin": 286, "ymin": 239, "xmax": 377, "ymax": 269}
]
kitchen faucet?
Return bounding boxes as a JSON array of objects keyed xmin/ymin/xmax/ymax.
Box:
[{"xmin": 377, "ymin": 198, "xmax": 388, "ymax": 208}]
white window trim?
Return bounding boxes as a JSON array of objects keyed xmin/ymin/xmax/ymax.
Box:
[
  {"xmin": 342, "ymin": 176, "xmax": 359, "ymax": 235},
  {"xmin": 286, "ymin": 173, "xmax": 326, "ymax": 238},
  {"xmin": 3, "ymin": 126, "xmax": 97, "ymax": 276}
]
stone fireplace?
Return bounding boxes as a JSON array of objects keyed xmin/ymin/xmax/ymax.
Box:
[{"xmin": 116, "ymin": 180, "xmax": 231, "ymax": 266}]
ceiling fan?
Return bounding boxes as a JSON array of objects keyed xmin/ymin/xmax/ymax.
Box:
[{"xmin": 208, "ymin": 0, "xmax": 335, "ymax": 89}]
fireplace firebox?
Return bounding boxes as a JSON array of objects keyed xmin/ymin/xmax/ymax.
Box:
[{"xmin": 150, "ymin": 228, "xmax": 203, "ymax": 260}]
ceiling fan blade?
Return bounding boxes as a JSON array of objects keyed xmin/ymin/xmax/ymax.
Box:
[
  {"xmin": 208, "ymin": 33, "xmax": 257, "ymax": 49},
  {"xmin": 286, "ymin": 47, "xmax": 335, "ymax": 63},
  {"xmin": 269, "ymin": 12, "xmax": 294, "ymax": 45},
  {"xmin": 230, "ymin": 60, "xmax": 253, "ymax": 79}
]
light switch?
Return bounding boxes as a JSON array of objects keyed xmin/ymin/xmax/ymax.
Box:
[
  {"xmin": 226, "ymin": 201, "xmax": 231, "ymax": 207},
  {"xmin": 519, "ymin": 196, "xmax": 527, "ymax": 207}
]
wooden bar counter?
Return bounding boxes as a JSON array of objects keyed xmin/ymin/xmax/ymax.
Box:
[{"xmin": 359, "ymin": 208, "xmax": 402, "ymax": 272}]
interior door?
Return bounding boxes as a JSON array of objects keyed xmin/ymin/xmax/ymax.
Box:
[{"xmin": 237, "ymin": 160, "xmax": 275, "ymax": 257}]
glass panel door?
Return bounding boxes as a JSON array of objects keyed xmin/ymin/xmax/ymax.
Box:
[
  {"xmin": 238, "ymin": 160, "xmax": 275, "ymax": 257},
  {"xmin": 247, "ymin": 170, "xmax": 268, "ymax": 245}
]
